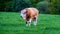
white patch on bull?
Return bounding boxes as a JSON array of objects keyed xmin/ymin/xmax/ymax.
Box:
[{"xmin": 33, "ymin": 20, "xmax": 37, "ymax": 26}]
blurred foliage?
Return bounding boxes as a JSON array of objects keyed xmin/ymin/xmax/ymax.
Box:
[
  {"xmin": 49, "ymin": 0, "xmax": 60, "ymax": 14},
  {"xmin": 0, "ymin": 0, "xmax": 60, "ymax": 14},
  {"xmin": 12, "ymin": 0, "xmax": 31, "ymax": 11},
  {"xmin": 30, "ymin": 0, "xmax": 43, "ymax": 7},
  {"xmin": 36, "ymin": 1, "xmax": 49, "ymax": 14},
  {"xmin": 0, "ymin": 0, "xmax": 31, "ymax": 12},
  {"xmin": 0, "ymin": 0, "xmax": 11, "ymax": 11}
]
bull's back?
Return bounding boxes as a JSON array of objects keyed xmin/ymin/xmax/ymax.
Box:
[{"xmin": 26, "ymin": 8, "xmax": 39, "ymax": 18}]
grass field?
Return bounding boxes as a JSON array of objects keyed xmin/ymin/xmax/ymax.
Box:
[{"xmin": 0, "ymin": 12, "xmax": 60, "ymax": 34}]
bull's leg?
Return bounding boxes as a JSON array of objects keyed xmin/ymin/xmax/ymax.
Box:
[
  {"xmin": 29, "ymin": 18, "xmax": 32, "ymax": 26},
  {"xmin": 26, "ymin": 22, "xmax": 30, "ymax": 27},
  {"xmin": 26, "ymin": 18, "xmax": 32, "ymax": 27},
  {"xmin": 26, "ymin": 22, "xmax": 28, "ymax": 27},
  {"xmin": 33, "ymin": 17, "xmax": 37, "ymax": 26}
]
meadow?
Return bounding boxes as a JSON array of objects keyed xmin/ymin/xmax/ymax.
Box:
[{"xmin": 0, "ymin": 12, "xmax": 60, "ymax": 34}]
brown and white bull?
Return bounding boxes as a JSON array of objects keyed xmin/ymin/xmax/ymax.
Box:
[{"xmin": 20, "ymin": 8, "xmax": 39, "ymax": 27}]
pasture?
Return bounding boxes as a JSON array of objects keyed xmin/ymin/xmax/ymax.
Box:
[{"xmin": 0, "ymin": 12, "xmax": 60, "ymax": 34}]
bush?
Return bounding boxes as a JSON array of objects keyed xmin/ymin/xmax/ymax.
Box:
[{"xmin": 36, "ymin": 1, "xmax": 49, "ymax": 14}]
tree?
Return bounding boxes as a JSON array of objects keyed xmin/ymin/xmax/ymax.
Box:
[
  {"xmin": 12, "ymin": 0, "xmax": 31, "ymax": 12},
  {"xmin": 0, "ymin": 0, "xmax": 11, "ymax": 11},
  {"xmin": 49, "ymin": 0, "xmax": 60, "ymax": 14}
]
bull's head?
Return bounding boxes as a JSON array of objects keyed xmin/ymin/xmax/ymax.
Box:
[{"xmin": 20, "ymin": 9, "xmax": 26, "ymax": 19}]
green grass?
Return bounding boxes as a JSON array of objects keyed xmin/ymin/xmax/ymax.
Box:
[{"xmin": 0, "ymin": 12, "xmax": 60, "ymax": 34}]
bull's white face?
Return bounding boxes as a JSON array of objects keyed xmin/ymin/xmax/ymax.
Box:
[{"xmin": 20, "ymin": 9, "xmax": 26, "ymax": 19}]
